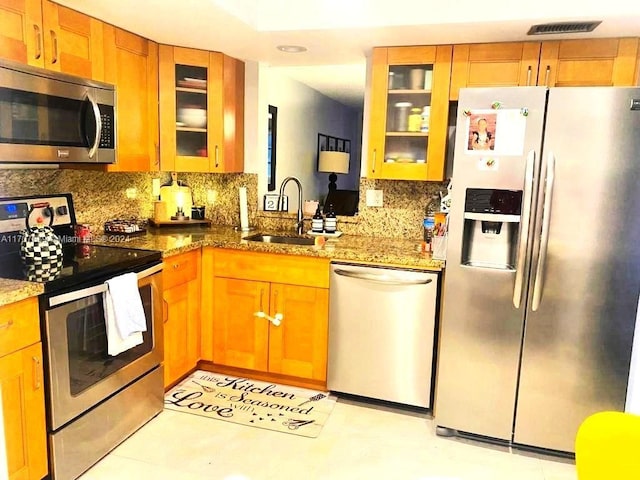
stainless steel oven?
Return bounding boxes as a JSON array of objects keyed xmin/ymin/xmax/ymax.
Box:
[
  {"xmin": 43, "ymin": 264, "xmax": 164, "ymax": 480},
  {"xmin": 0, "ymin": 194, "xmax": 165, "ymax": 480},
  {"xmin": 0, "ymin": 58, "xmax": 115, "ymax": 164}
]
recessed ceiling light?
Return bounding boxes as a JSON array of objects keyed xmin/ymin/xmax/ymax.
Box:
[{"xmin": 276, "ymin": 45, "xmax": 307, "ymax": 53}]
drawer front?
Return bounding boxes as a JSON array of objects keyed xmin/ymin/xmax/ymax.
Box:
[
  {"xmin": 162, "ymin": 250, "xmax": 199, "ymax": 290},
  {"xmin": 0, "ymin": 297, "xmax": 40, "ymax": 357},
  {"xmin": 212, "ymin": 249, "xmax": 330, "ymax": 288}
]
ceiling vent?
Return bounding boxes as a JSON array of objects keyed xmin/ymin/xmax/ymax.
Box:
[{"xmin": 527, "ymin": 21, "xmax": 602, "ymax": 35}]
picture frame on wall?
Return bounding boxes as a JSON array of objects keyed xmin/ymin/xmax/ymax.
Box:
[
  {"xmin": 345, "ymin": 139, "xmax": 351, "ymax": 154},
  {"xmin": 337, "ymin": 139, "xmax": 345, "ymax": 152},
  {"xmin": 328, "ymin": 136, "xmax": 337, "ymax": 151},
  {"xmin": 317, "ymin": 133, "xmax": 328, "ymax": 153}
]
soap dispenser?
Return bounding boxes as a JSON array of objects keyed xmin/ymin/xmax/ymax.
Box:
[
  {"xmin": 324, "ymin": 204, "xmax": 337, "ymax": 234},
  {"xmin": 312, "ymin": 205, "xmax": 324, "ymax": 233}
]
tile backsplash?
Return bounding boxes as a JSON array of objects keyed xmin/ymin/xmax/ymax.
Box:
[
  {"xmin": 0, "ymin": 169, "xmax": 258, "ymax": 232},
  {"xmin": 0, "ymin": 169, "xmax": 447, "ymax": 239},
  {"xmin": 258, "ymin": 178, "xmax": 448, "ymax": 239}
]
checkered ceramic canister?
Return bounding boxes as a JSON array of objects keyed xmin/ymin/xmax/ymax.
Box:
[{"xmin": 20, "ymin": 225, "xmax": 63, "ymax": 265}]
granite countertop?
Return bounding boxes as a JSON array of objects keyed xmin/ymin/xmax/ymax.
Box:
[
  {"xmin": 0, "ymin": 278, "xmax": 44, "ymax": 307},
  {"xmin": 95, "ymin": 226, "xmax": 445, "ymax": 270},
  {"xmin": 0, "ymin": 226, "xmax": 444, "ymax": 306}
]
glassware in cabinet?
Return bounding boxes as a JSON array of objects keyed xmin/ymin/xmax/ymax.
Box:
[
  {"xmin": 175, "ymin": 64, "xmax": 208, "ymax": 158},
  {"xmin": 368, "ymin": 46, "xmax": 452, "ymax": 181}
]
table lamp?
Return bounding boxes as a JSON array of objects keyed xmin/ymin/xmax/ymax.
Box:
[{"xmin": 318, "ymin": 151, "xmax": 349, "ymax": 191}]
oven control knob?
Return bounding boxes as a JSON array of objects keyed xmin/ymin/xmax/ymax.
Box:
[{"xmin": 56, "ymin": 205, "xmax": 68, "ymax": 215}]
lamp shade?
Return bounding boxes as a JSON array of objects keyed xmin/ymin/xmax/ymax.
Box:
[{"xmin": 318, "ymin": 151, "xmax": 349, "ymax": 174}]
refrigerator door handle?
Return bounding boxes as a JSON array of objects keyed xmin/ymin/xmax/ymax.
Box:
[
  {"xmin": 531, "ymin": 152, "xmax": 556, "ymax": 311},
  {"xmin": 513, "ymin": 149, "xmax": 536, "ymax": 308}
]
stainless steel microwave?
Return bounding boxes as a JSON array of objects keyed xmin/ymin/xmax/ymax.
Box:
[{"xmin": 0, "ymin": 59, "xmax": 115, "ymax": 164}]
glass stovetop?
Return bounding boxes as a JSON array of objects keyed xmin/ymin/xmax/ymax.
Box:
[{"xmin": 0, "ymin": 242, "xmax": 161, "ymax": 293}]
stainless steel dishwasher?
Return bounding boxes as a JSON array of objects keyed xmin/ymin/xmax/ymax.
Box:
[{"xmin": 327, "ymin": 262, "xmax": 439, "ymax": 408}]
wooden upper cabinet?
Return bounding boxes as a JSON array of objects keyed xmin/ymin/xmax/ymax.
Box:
[
  {"xmin": 450, "ymin": 38, "xmax": 639, "ymax": 95},
  {"xmin": 41, "ymin": 0, "xmax": 103, "ymax": 80},
  {"xmin": 539, "ymin": 38, "xmax": 639, "ymax": 87},
  {"xmin": 0, "ymin": 0, "xmax": 103, "ymax": 80},
  {"xmin": 450, "ymin": 42, "xmax": 541, "ymax": 100},
  {"xmin": 103, "ymin": 25, "xmax": 159, "ymax": 171},
  {"xmin": 368, "ymin": 45, "xmax": 452, "ymax": 181},
  {"xmin": 0, "ymin": 0, "xmax": 43, "ymax": 67},
  {"xmin": 159, "ymin": 45, "xmax": 244, "ymax": 173}
]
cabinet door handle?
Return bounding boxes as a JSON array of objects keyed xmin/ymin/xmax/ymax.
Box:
[
  {"xmin": 544, "ymin": 65, "xmax": 551, "ymax": 87},
  {"xmin": 260, "ymin": 288, "xmax": 266, "ymax": 312},
  {"xmin": 372, "ymin": 148, "xmax": 377, "ymax": 174},
  {"xmin": 163, "ymin": 298, "xmax": 169, "ymax": 323},
  {"xmin": 254, "ymin": 311, "xmax": 282, "ymax": 326},
  {"xmin": 274, "ymin": 290, "xmax": 279, "ymax": 315},
  {"xmin": 0, "ymin": 319, "xmax": 14, "ymax": 330},
  {"xmin": 270, "ymin": 313, "xmax": 283, "ymax": 327},
  {"xmin": 34, "ymin": 24, "xmax": 42, "ymax": 60},
  {"xmin": 526, "ymin": 65, "xmax": 532, "ymax": 86},
  {"xmin": 50, "ymin": 30, "xmax": 58, "ymax": 64},
  {"xmin": 215, "ymin": 145, "xmax": 220, "ymax": 168},
  {"xmin": 32, "ymin": 356, "xmax": 42, "ymax": 390}
]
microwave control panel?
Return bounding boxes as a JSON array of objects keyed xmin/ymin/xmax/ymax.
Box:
[
  {"xmin": 98, "ymin": 104, "xmax": 115, "ymax": 149},
  {"xmin": 0, "ymin": 194, "xmax": 74, "ymax": 233}
]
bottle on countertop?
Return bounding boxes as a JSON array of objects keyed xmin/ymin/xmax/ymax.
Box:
[
  {"xmin": 312, "ymin": 205, "xmax": 324, "ymax": 233},
  {"xmin": 324, "ymin": 204, "xmax": 337, "ymax": 234},
  {"xmin": 423, "ymin": 195, "xmax": 439, "ymax": 248}
]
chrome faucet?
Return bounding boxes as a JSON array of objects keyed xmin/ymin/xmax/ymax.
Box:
[{"xmin": 278, "ymin": 176, "xmax": 304, "ymax": 234}]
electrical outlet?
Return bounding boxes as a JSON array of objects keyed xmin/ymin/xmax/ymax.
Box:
[
  {"xmin": 365, "ymin": 189, "xmax": 384, "ymax": 207},
  {"xmin": 207, "ymin": 189, "xmax": 218, "ymax": 204},
  {"xmin": 125, "ymin": 188, "xmax": 137, "ymax": 199}
]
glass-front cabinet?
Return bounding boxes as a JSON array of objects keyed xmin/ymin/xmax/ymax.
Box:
[
  {"xmin": 367, "ymin": 46, "xmax": 452, "ymax": 181},
  {"xmin": 159, "ymin": 45, "xmax": 244, "ymax": 172}
]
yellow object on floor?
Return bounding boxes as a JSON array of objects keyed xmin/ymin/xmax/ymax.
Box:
[{"xmin": 575, "ymin": 411, "xmax": 640, "ymax": 479}]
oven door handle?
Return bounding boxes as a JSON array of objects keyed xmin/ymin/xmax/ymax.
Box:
[{"xmin": 48, "ymin": 263, "xmax": 163, "ymax": 308}]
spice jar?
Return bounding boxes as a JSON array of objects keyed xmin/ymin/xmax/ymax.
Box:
[{"xmin": 408, "ymin": 107, "xmax": 422, "ymax": 132}]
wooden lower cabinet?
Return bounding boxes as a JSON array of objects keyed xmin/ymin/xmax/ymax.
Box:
[
  {"xmin": 162, "ymin": 250, "xmax": 201, "ymax": 387},
  {"xmin": 1, "ymin": 343, "xmax": 47, "ymax": 480},
  {"xmin": 267, "ymin": 283, "xmax": 328, "ymax": 382},
  {"xmin": 211, "ymin": 277, "xmax": 269, "ymax": 371},
  {"xmin": 202, "ymin": 248, "xmax": 330, "ymax": 386}
]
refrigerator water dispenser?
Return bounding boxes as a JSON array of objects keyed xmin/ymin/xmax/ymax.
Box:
[{"xmin": 460, "ymin": 188, "xmax": 523, "ymax": 270}]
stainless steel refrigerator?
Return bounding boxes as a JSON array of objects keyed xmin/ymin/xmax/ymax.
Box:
[{"xmin": 435, "ymin": 86, "xmax": 640, "ymax": 453}]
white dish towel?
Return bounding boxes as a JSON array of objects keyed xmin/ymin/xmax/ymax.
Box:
[{"xmin": 103, "ymin": 272, "xmax": 148, "ymax": 356}]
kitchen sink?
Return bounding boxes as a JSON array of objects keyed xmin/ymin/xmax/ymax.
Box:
[{"xmin": 243, "ymin": 233, "xmax": 316, "ymax": 246}]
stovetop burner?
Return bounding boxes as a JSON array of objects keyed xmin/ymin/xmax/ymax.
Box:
[
  {"xmin": 0, "ymin": 194, "xmax": 161, "ymax": 293},
  {"xmin": 0, "ymin": 242, "xmax": 161, "ymax": 292}
]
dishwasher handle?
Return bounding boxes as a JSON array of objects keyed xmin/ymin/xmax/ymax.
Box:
[{"xmin": 333, "ymin": 268, "xmax": 433, "ymax": 286}]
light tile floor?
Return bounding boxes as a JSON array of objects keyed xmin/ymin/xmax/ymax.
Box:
[{"xmin": 79, "ymin": 397, "xmax": 577, "ymax": 480}]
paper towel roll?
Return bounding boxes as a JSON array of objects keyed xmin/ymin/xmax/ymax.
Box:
[{"xmin": 239, "ymin": 186, "xmax": 249, "ymax": 231}]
